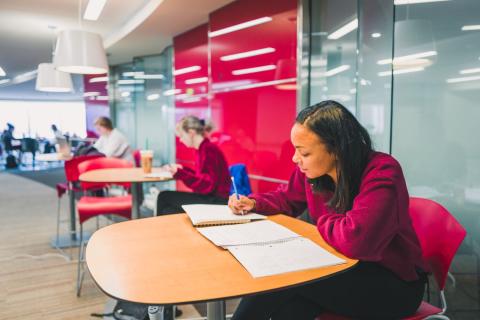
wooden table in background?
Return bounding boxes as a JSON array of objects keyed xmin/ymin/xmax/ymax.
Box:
[
  {"xmin": 79, "ymin": 167, "xmax": 173, "ymax": 219},
  {"xmin": 86, "ymin": 214, "xmax": 358, "ymax": 320}
]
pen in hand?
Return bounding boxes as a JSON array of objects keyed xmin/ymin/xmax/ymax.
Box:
[{"xmin": 231, "ymin": 176, "xmax": 244, "ymax": 215}]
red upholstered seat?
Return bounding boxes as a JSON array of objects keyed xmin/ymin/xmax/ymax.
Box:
[
  {"xmin": 316, "ymin": 197, "xmax": 466, "ymax": 320},
  {"xmin": 77, "ymin": 195, "xmax": 132, "ymax": 224}
]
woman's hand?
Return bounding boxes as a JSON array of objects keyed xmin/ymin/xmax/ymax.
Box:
[
  {"xmin": 228, "ymin": 194, "xmax": 256, "ymax": 215},
  {"xmin": 164, "ymin": 163, "xmax": 183, "ymax": 174}
]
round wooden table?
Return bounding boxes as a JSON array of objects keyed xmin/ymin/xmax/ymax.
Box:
[
  {"xmin": 86, "ymin": 214, "xmax": 358, "ymax": 320},
  {"xmin": 36, "ymin": 152, "xmax": 73, "ymax": 162},
  {"xmin": 79, "ymin": 167, "xmax": 173, "ymax": 219}
]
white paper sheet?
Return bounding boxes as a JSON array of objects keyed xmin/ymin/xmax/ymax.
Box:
[{"xmin": 228, "ymin": 238, "xmax": 346, "ymax": 278}]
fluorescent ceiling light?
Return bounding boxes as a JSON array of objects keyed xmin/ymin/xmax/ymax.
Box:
[
  {"xmin": 394, "ymin": 0, "xmax": 449, "ymax": 4},
  {"xmin": 84, "ymin": 0, "xmax": 107, "ymax": 21},
  {"xmin": 0, "ymin": 66, "xmax": 5, "ymax": 77},
  {"xmin": 327, "ymin": 19, "xmax": 358, "ymax": 40},
  {"xmin": 121, "ymin": 91, "xmax": 130, "ymax": 97},
  {"xmin": 232, "ymin": 64, "xmax": 276, "ymax": 75},
  {"xmin": 122, "ymin": 71, "xmax": 144, "ymax": 77},
  {"xmin": 96, "ymin": 95, "xmax": 109, "ymax": 100},
  {"xmin": 135, "ymin": 74, "xmax": 164, "ymax": 79},
  {"xmin": 460, "ymin": 68, "xmax": 480, "ymax": 74},
  {"xmin": 462, "ymin": 25, "xmax": 480, "ymax": 31},
  {"xmin": 117, "ymin": 79, "xmax": 144, "ymax": 85},
  {"xmin": 173, "ymin": 66, "xmax": 200, "ymax": 76},
  {"xmin": 90, "ymin": 76, "xmax": 108, "ymax": 83},
  {"xmin": 147, "ymin": 93, "xmax": 160, "ymax": 100},
  {"xmin": 371, "ymin": 33, "xmax": 382, "ymax": 38},
  {"xmin": 83, "ymin": 91, "xmax": 100, "ymax": 97},
  {"xmin": 324, "ymin": 65, "xmax": 351, "ymax": 77},
  {"xmin": 163, "ymin": 89, "xmax": 181, "ymax": 96},
  {"xmin": 185, "ymin": 77, "xmax": 208, "ymax": 84},
  {"xmin": 446, "ymin": 75, "xmax": 480, "ymax": 83},
  {"xmin": 0, "ymin": 79, "xmax": 10, "ymax": 85},
  {"xmin": 209, "ymin": 17, "xmax": 272, "ymax": 38},
  {"xmin": 378, "ymin": 67, "xmax": 424, "ymax": 77},
  {"xmin": 377, "ymin": 51, "xmax": 437, "ymax": 65},
  {"xmin": 220, "ymin": 47, "xmax": 276, "ymax": 61}
]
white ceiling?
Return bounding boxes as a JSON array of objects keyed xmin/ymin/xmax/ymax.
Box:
[{"xmin": 0, "ymin": 0, "xmax": 234, "ymax": 100}]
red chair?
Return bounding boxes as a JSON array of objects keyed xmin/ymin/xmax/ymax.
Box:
[
  {"xmin": 76, "ymin": 157, "xmax": 133, "ymax": 296},
  {"xmin": 317, "ymin": 197, "xmax": 466, "ymax": 320},
  {"xmin": 54, "ymin": 155, "xmax": 103, "ymax": 255},
  {"xmin": 132, "ymin": 149, "xmax": 141, "ymax": 168}
]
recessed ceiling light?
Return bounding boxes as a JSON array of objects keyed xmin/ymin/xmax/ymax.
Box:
[
  {"xmin": 328, "ymin": 19, "xmax": 358, "ymax": 40},
  {"xmin": 461, "ymin": 25, "xmax": 480, "ymax": 31},
  {"xmin": 394, "ymin": 0, "xmax": 449, "ymax": 4},
  {"xmin": 459, "ymin": 68, "xmax": 480, "ymax": 75},
  {"xmin": 371, "ymin": 32, "xmax": 382, "ymax": 38},
  {"xmin": 446, "ymin": 75, "xmax": 480, "ymax": 83},
  {"xmin": 185, "ymin": 77, "xmax": 208, "ymax": 84},
  {"xmin": 220, "ymin": 47, "xmax": 275, "ymax": 61},
  {"xmin": 232, "ymin": 65, "xmax": 276, "ymax": 75},
  {"xmin": 173, "ymin": 66, "xmax": 201, "ymax": 76},
  {"xmin": 209, "ymin": 17, "xmax": 272, "ymax": 38},
  {"xmin": 84, "ymin": 0, "xmax": 107, "ymax": 21}
]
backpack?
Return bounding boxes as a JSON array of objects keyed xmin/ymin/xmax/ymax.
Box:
[{"xmin": 5, "ymin": 154, "xmax": 18, "ymax": 169}]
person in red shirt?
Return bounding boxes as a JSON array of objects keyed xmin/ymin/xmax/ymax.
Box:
[
  {"xmin": 228, "ymin": 100, "xmax": 427, "ymax": 320},
  {"xmin": 156, "ymin": 115, "xmax": 231, "ymax": 215}
]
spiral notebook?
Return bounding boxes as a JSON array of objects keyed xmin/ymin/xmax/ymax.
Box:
[
  {"xmin": 182, "ymin": 204, "xmax": 266, "ymax": 227},
  {"xmin": 228, "ymin": 237, "xmax": 347, "ymax": 278},
  {"xmin": 197, "ymin": 220, "xmax": 300, "ymax": 247},
  {"xmin": 195, "ymin": 218, "xmax": 347, "ymax": 277}
]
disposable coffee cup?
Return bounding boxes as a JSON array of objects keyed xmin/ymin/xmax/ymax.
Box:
[{"xmin": 140, "ymin": 150, "xmax": 154, "ymax": 174}]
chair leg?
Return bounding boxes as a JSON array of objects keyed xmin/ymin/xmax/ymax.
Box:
[
  {"xmin": 56, "ymin": 197, "xmax": 61, "ymax": 248},
  {"xmin": 76, "ymin": 224, "xmax": 84, "ymax": 297}
]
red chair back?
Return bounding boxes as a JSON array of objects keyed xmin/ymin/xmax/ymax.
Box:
[
  {"xmin": 78, "ymin": 157, "xmax": 133, "ymax": 191},
  {"xmin": 64, "ymin": 154, "xmax": 104, "ymax": 182},
  {"xmin": 409, "ymin": 197, "xmax": 466, "ymax": 290},
  {"xmin": 132, "ymin": 149, "xmax": 141, "ymax": 168}
]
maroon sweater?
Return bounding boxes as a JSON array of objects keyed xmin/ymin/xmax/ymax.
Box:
[
  {"xmin": 250, "ymin": 152, "xmax": 427, "ymax": 281},
  {"xmin": 174, "ymin": 138, "xmax": 230, "ymax": 198}
]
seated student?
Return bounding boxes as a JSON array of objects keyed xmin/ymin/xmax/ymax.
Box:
[
  {"xmin": 93, "ymin": 117, "xmax": 132, "ymax": 160},
  {"xmin": 228, "ymin": 100, "xmax": 427, "ymax": 320},
  {"xmin": 156, "ymin": 115, "xmax": 230, "ymax": 215}
]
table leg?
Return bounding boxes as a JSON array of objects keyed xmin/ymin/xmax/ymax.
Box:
[
  {"xmin": 131, "ymin": 182, "xmax": 141, "ymax": 219},
  {"xmin": 69, "ymin": 188, "xmax": 77, "ymax": 241},
  {"xmin": 207, "ymin": 301, "xmax": 226, "ymax": 320}
]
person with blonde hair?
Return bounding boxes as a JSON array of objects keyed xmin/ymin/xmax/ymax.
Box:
[{"xmin": 156, "ymin": 115, "xmax": 230, "ymax": 214}]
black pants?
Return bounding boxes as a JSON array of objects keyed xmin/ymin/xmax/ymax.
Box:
[
  {"xmin": 232, "ymin": 262, "xmax": 426, "ymax": 320},
  {"xmin": 156, "ymin": 191, "xmax": 228, "ymax": 215}
]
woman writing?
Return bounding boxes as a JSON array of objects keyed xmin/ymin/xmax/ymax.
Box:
[
  {"xmin": 157, "ymin": 115, "xmax": 230, "ymax": 214},
  {"xmin": 229, "ymin": 101, "xmax": 427, "ymax": 320}
]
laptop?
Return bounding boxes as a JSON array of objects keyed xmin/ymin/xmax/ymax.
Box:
[{"xmin": 56, "ymin": 136, "xmax": 71, "ymax": 157}]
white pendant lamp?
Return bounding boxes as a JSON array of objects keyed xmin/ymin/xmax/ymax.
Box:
[
  {"xmin": 36, "ymin": 63, "xmax": 73, "ymax": 92},
  {"xmin": 54, "ymin": 29, "xmax": 108, "ymax": 74}
]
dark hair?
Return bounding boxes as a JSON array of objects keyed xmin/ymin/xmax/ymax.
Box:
[
  {"xmin": 296, "ymin": 100, "xmax": 373, "ymax": 213},
  {"xmin": 94, "ymin": 117, "xmax": 113, "ymax": 130}
]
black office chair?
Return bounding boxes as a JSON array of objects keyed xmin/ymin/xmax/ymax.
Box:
[{"xmin": 20, "ymin": 138, "xmax": 39, "ymax": 166}]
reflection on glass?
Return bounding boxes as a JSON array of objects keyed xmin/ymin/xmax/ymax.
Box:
[
  {"xmin": 392, "ymin": 0, "xmax": 480, "ymax": 317},
  {"xmin": 309, "ymin": 0, "xmax": 357, "ymax": 111}
]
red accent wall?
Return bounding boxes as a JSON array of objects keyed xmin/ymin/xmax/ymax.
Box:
[
  {"xmin": 83, "ymin": 74, "xmax": 109, "ymax": 138},
  {"xmin": 173, "ymin": 0, "xmax": 297, "ymax": 192}
]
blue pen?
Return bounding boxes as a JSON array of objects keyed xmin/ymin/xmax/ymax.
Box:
[
  {"xmin": 231, "ymin": 176, "xmax": 243, "ymax": 215},
  {"xmin": 231, "ymin": 176, "xmax": 240, "ymax": 200}
]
